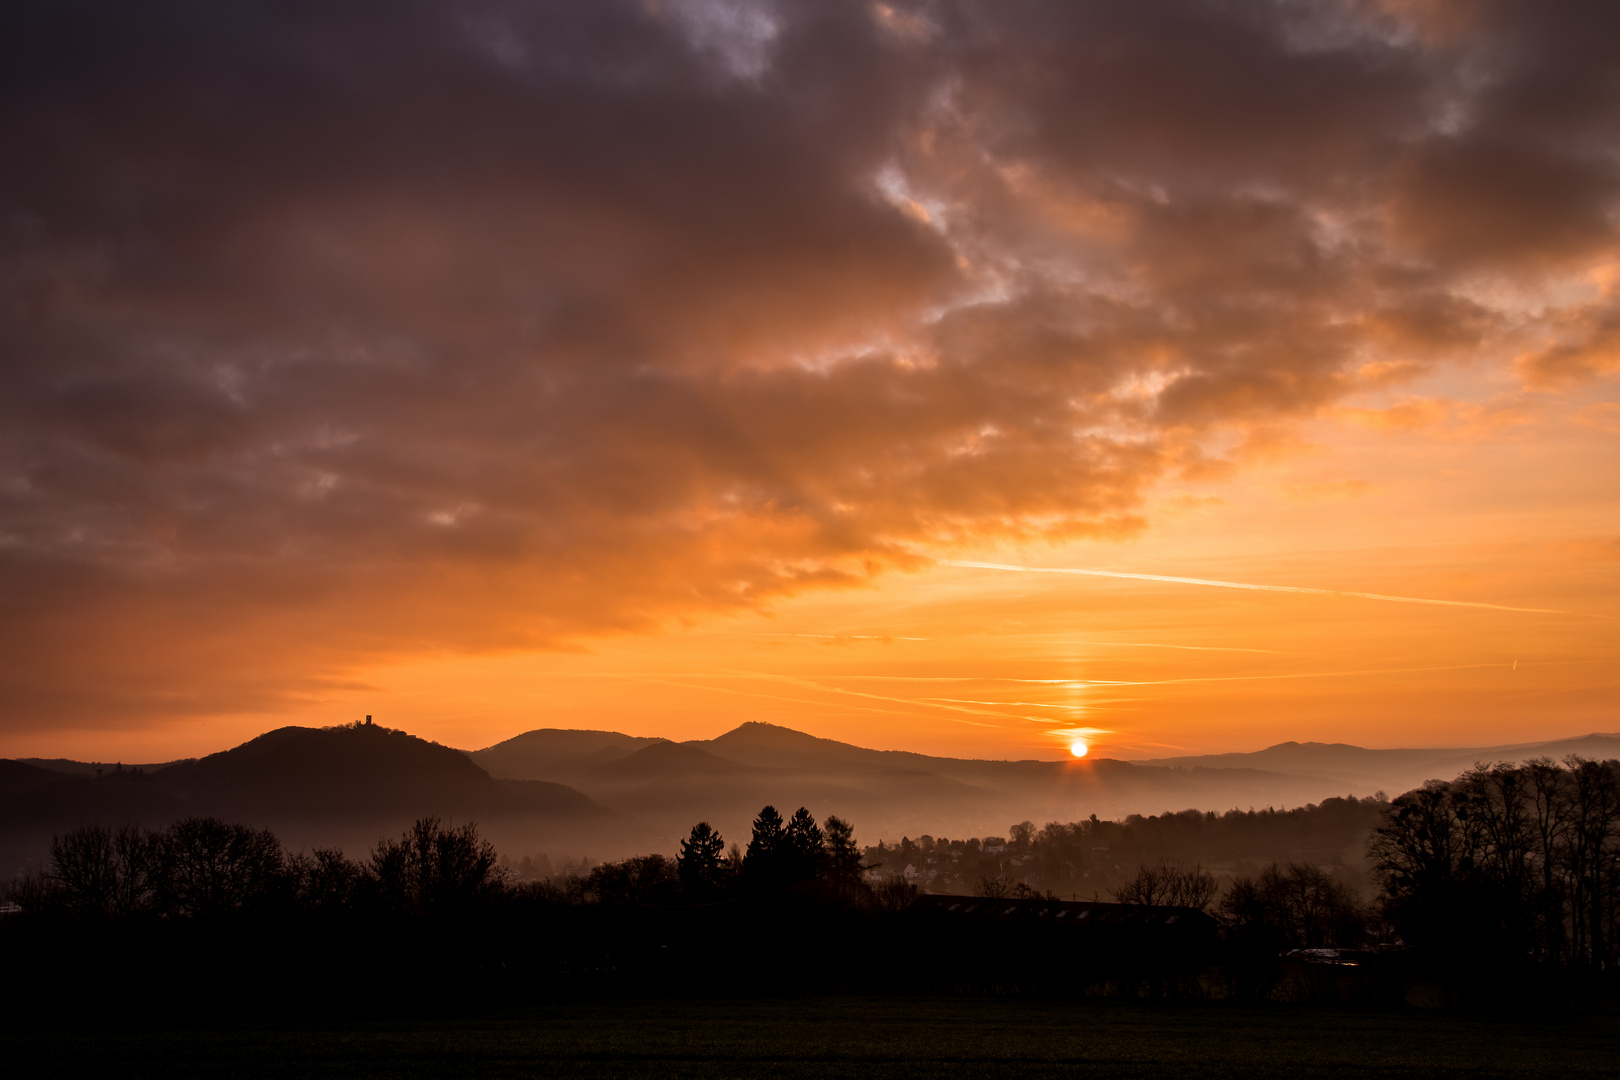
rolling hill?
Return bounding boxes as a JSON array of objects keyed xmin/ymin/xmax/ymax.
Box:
[
  {"xmin": 9, "ymin": 720, "xmax": 1618, "ymax": 875},
  {"xmin": 1131, "ymin": 732, "xmax": 1620, "ymax": 794},
  {"xmin": 470, "ymin": 728, "xmax": 667, "ymax": 781},
  {"xmin": 463, "ymin": 721, "xmax": 1620, "ymax": 857},
  {"xmin": 0, "ymin": 723, "xmax": 608, "ymax": 876},
  {"xmin": 466, "ymin": 721, "xmax": 1380, "ymax": 855}
]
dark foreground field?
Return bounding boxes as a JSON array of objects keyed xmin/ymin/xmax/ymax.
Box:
[{"xmin": 5, "ymin": 996, "xmax": 1617, "ymax": 1079}]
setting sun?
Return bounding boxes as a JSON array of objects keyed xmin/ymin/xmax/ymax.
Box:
[{"xmin": 1069, "ymin": 739, "xmax": 1089, "ymax": 758}]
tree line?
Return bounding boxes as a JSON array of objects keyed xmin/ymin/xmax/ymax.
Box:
[
  {"xmin": 524, "ymin": 806, "xmax": 913, "ymax": 909},
  {"xmin": 1369, "ymin": 756, "xmax": 1620, "ymax": 968},
  {"xmin": 860, "ymin": 794, "xmax": 1384, "ymax": 899},
  {"xmin": 6, "ymin": 804, "xmax": 886, "ymax": 922},
  {"xmin": 5, "ymin": 759, "xmax": 1617, "ymax": 1005},
  {"xmin": 10, "ymin": 815, "xmax": 506, "ymax": 920}
]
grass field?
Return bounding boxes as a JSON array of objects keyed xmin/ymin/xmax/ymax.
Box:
[{"xmin": 5, "ymin": 995, "xmax": 1616, "ymax": 1079}]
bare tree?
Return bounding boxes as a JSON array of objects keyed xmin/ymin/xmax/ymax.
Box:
[
  {"xmin": 1113, "ymin": 861, "xmax": 1217, "ymax": 909},
  {"xmin": 157, "ymin": 818, "xmax": 285, "ymax": 917},
  {"xmin": 1113, "ymin": 862, "xmax": 1170, "ymax": 906},
  {"xmin": 370, "ymin": 817, "xmax": 506, "ymax": 917},
  {"xmin": 1564, "ymin": 757, "xmax": 1620, "ymax": 964},
  {"xmin": 976, "ymin": 873, "xmax": 1011, "ymax": 899},
  {"xmin": 822, "ymin": 815, "xmax": 864, "ymax": 897}
]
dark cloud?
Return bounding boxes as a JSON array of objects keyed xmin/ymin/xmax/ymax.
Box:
[{"xmin": 2, "ymin": 0, "xmax": 1617, "ymax": 730}]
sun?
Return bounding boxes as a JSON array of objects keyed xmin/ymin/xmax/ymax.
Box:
[{"xmin": 1068, "ymin": 739, "xmax": 1089, "ymax": 758}]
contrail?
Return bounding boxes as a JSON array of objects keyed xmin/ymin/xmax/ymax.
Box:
[
  {"xmin": 756, "ymin": 633, "xmax": 931, "ymax": 641},
  {"xmin": 942, "ymin": 560, "xmax": 1590, "ymax": 617},
  {"xmin": 1053, "ymin": 640, "xmax": 1286, "ymax": 655}
]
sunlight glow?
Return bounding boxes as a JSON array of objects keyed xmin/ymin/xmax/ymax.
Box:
[{"xmin": 1069, "ymin": 738, "xmax": 1089, "ymax": 758}]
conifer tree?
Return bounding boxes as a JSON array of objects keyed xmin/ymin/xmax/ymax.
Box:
[
  {"xmin": 677, "ymin": 822, "xmax": 726, "ymax": 895},
  {"xmin": 744, "ymin": 805, "xmax": 785, "ymax": 878},
  {"xmin": 784, "ymin": 807, "xmax": 826, "ymax": 882}
]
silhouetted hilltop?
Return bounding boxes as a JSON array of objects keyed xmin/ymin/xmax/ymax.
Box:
[
  {"xmin": 0, "ymin": 759, "xmax": 65, "ymax": 798},
  {"xmin": 1135, "ymin": 732, "xmax": 1620, "ymax": 792},
  {"xmin": 0, "ymin": 723, "xmax": 609, "ymax": 873},
  {"xmin": 0, "ymin": 762, "xmax": 186, "ymax": 843},
  {"xmin": 20, "ymin": 757, "xmax": 177, "ymax": 776},
  {"xmin": 469, "ymin": 721, "xmax": 1339, "ymax": 852},
  {"xmin": 698, "ymin": 722, "xmax": 911, "ymax": 771},
  {"xmin": 589, "ymin": 741, "xmax": 748, "ymax": 781},
  {"xmin": 13, "ymin": 720, "xmax": 1616, "ymax": 875},
  {"xmin": 465, "ymin": 721, "xmax": 1620, "ymax": 854},
  {"xmin": 470, "ymin": 728, "xmax": 667, "ymax": 780},
  {"xmin": 150, "ymin": 723, "xmax": 604, "ymax": 820}
]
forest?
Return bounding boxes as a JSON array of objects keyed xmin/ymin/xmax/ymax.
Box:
[{"xmin": 4, "ymin": 756, "xmax": 1617, "ymax": 1009}]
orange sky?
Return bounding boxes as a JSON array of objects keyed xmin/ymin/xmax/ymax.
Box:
[
  {"xmin": 2, "ymin": 1, "xmax": 1617, "ymax": 762},
  {"xmin": 266, "ymin": 366, "xmax": 1620, "ymax": 761}
]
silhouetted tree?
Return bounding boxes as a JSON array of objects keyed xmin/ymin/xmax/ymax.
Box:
[
  {"xmin": 370, "ymin": 817, "xmax": 505, "ymax": 917},
  {"xmin": 1009, "ymin": 821, "xmax": 1035, "ymax": 851},
  {"xmin": 1368, "ymin": 757, "xmax": 1620, "ymax": 968},
  {"xmin": 1524, "ymin": 757, "xmax": 1572, "ymax": 961},
  {"xmin": 677, "ymin": 822, "xmax": 726, "ymax": 896},
  {"xmin": 1113, "ymin": 862, "xmax": 1171, "ymax": 906},
  {"xmin": 585, "ymin": 854, "xmax": 679, "ymax": 905},
  {"xmin": 744, "ymin": 805, "xmax": 786, "ymax": 884},
  {"xmin": 291, "ymin": 847, "xmax": 363, "ymax": 913},
  {"xmin": 1565, "ymin": 756, "xmax": 1620, "ymax": 964},
  {"xmin": 1369, "ymin": 780, "xmax": 1467, "ymax": 949},
  {"xmin": 822, "ymin": 815, "xmax": 864, "ymax": 896},
  {"xmin": 52, "ymin": 825, "xmax": 152, "ymax": 917},
  {"xmin": 976, "ymin": 873, "xmax": 1011, "ymax": 899},
  {"xmin": 1115, "ymin": 860, "xmax": 1218, "ymax": 910},
  {"xmin": 45, "ymin": 825, "xmax": 119, "ymax": 917},
  {"xmin": 784, "ymin": 807, "xmax": 826, "ymax": 882},
  {"xmin": 1220, "ymin": 862, "xmax": 1364, "ymax": 950},
  {"xmin": 156, "ymin": 818, "xmax": 286, "ymax": 917},
  {"xmin": 875, "ymin": 878, "xmax": 919, "ymax": 911},
  {"xmin": 1174, "ymin": 864, "xmax": 1220, "ymax": 911}
]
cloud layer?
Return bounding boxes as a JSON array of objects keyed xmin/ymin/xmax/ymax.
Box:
[{"xmin": 3, "ymin": 0, "xmax": 1617, "ymax": 730}]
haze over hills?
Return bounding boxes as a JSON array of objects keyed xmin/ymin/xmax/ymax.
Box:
[
  {"xmin": 1130, "ymin": 733, "xmax": 1620, "ymax": 796},
  {"xmin": 6, "ymin": 720, "xmax": 1618, "ymax": 878},
  {"xmin": 467, "ymin": 729, "xmax": 668, "ymax": 783},
  {"xmin": 470, "ymin": 721, "xmax": 1620, "ymax": 858}
]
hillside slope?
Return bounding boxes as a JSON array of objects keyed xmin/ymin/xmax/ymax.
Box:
[{"xmin": 0, "ymin": 724, "xmax": 608, "ymax": 873}]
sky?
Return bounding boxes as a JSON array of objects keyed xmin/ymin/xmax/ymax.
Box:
[{"xmin": 2, "ymin": 0, "xmax": 1617, "ymax": 762}]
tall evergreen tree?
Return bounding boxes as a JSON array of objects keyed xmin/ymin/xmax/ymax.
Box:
[
  {"xmin": 677, "ymin": 822, "xmax": 726, "ymax": 896},
  {"xmin": 743, "ymin": 805, "xmax": 787, "ymax": 885},
  {"xmin": 784, "ymin": 807, "xmax": 826, "ymax": 882}
]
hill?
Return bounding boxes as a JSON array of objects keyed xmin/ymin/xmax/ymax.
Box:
[
  {"xmin": 13, "ymin": 720, "xmax": 1618, "ymax": 874},
  {"xmin": 1133, "ymin": 732, "xmax": 1620, "ymax": 793},
  {"xmin": 470, "ymin": 729, "xmax": 667, "ymax": 781},
  {"xmin": 152, "ymin": 723, "xmax": 602, "ymax": 820},
  {"xmin": 0, "ymin": 723, "xmax": 607, "ymax": 875},
  {"xmin": 469, "ymin": 721, "xmax": 1360, "ymax": 855}
]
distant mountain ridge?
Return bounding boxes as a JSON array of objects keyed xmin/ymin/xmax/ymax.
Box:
[
  {"xmin": 8, "ymin": 720, "xmax": 1617, "ymax": 875},
  {"xmin": 467, "ymin": 721, "xmax": 1620, "ymax": 855},
  {"xmin": 1131, "ymin": 732, "xmax": 1620, "ymax": 793},
  {"xmin": 465, "ymin": 721, "xmax": 1353, "ymax": 854},
  {"xmin": 20, "ymin": 757, "xmax": 179, "ymax": 776},
  {"xmin": 470, "ymin": 728, "xmax": 667, "ymax": 782}
]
